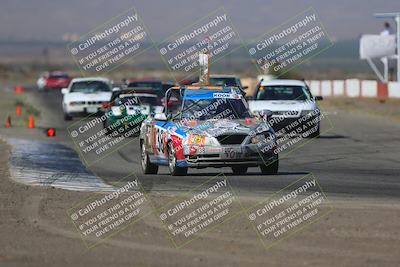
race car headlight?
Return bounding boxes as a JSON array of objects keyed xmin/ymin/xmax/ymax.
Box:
[
  {"xmin": 69, "ymin": 101, "xmax": 85, "ymax": 106},
  {"xmin": 251, "ymin": 133, "xmax": 266, "ymax": 144},
  {"xmin": 111, "ymin": 106, "xmax": 123, "ymax": 116},
  {"xmin": 301, "ymin": 110, "xmax": 315, "ymax": 116},
  {"xmin": 205, "ymin": 137, "xmax": 219, "ymax": 146},
  {"xmin": 251, "ymin": 132, "xmax": 274, "ymax": 144}
]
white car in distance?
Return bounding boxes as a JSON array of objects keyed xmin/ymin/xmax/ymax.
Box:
[
  {"xmin": 62, "ymin": 77, "xmax": 114, "ymax": 120},
  {"xmin": 248, "ymin": 79, "xmax": 323, "ymax": 138}
]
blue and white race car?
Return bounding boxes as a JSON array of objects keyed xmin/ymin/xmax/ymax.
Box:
[{"xmin": 139, "ymin": 85, "xmax": 279, "ymax": 176}]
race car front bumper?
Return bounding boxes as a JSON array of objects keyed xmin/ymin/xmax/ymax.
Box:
[
  {"xmin": 179, "ymin": 144, "xmax": 277, "ymax": 168},
  {"xmin": 65, "ymin": 105, "xmax": 104, "ymax": 116}
]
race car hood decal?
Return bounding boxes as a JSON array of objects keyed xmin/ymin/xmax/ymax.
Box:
[{"xmin": 171, "ymin": 118, "xmax": 267, "ymax": 138}]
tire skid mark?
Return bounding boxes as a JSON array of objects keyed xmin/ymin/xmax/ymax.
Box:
[
  {"xmin": 5, "ymin": 137, "xmax": 115, "ymax": 192},
  {"xmin": 22, "ymin": 193, "xmax": 266, "ymax": 264},
  {"xmin": 22, "ymin": 194, "xmax": 389, "ymax": 262}
]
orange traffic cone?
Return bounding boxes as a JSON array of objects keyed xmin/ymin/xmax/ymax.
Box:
[
  {"xmin": 28, "ymin": 115, "xmax": 35, "ymax": 129},
  {"xmin": 15, "ymin": 86, "xmax": 25, "ymax": 94},
  {"xmin": 16, "ymin": 105, "xmax": 22, "ymax": 116},
  {"xmin": 6, "ymin": 116, "xmax": 12, "ymax": 128}
]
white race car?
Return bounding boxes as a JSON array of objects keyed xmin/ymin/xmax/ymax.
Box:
[
  {"xmin": 248, "ymin": 79, "xmax": 323, "ymax": 138},
  {"xmin": 62, "ymin": 77, "xmax": 113, "ymax": 120}
]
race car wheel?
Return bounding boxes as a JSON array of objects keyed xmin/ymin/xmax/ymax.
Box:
[
  {"xmin": 141, "ymin": 141, "xmax": 158, "ymax": 174},
  {"xmin": 307, "ymin": 124, "xmax": 320, "ymax": 138},
  {"xmin": 231, "ymin": 166, "xmax": 248, "ymax": 175},
  {"xmin": 260, "ymin": 156, "xmax": 279, "ymax": 175},
  {"xmin": 168, "ymin": 142, "xmax": 187, "ymax": 176},
  {"xmin": 103, "ymin": 120, "xmax": 112, "ymax": 136},
  {"xmin": 64, "ymin": 113, "xmax": 72, "ymax": 121}
]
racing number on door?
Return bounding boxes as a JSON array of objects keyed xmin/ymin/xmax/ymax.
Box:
[{"xmin": 155, "ymin": 127, "xmax": 165, "ymax": 155}]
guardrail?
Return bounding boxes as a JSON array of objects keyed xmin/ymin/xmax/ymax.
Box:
[{"xmin": 306, "ymin": 79, "xmax": 400, "ymax": 99}]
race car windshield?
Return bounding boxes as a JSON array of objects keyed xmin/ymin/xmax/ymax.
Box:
[
  {"xmin": 127, "ymin": 82, "xmax": 162, "ymax": 91},
  {"xmin": 70, "ymin": 81, "xmax": 111, "ymax": 93},
  {"xmin": 257, "ymin": 86, "xmax": 311, "ymax": 100},
  {"xmin": 209, "ymin": 77, "xmax": 238, "ymax": 87},
  {"xmin": 180, "ymin": 97, "xmax": 251, "ymax": 120},
  {"xmin": 115, "ymin": 96, "xmax": 158, "ymax": 106},
  {"xmin": 49, "ymin": 74, "xmax": 69, "ymax": 79}
]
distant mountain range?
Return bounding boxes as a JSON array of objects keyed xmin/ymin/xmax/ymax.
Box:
[{"xmin": 0, "ymin": 39, "xmax": 377, "ymax": 79}]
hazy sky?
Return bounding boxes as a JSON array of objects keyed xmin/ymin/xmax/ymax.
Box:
[{"xmin": 0, "ymin": 0, "xmax": 399, "ymax": 41}]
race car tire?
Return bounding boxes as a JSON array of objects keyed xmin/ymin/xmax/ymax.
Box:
[
  {"xmin": 64, "ymin": 113, "xmax": 72, "ymax": 121},
  {"xmin": 103, "ymin": 120, "xmax": 112, "ymax": 136},
  {"xmin": 260, "ymin": 156, "xmax": 279, "ymax": 175},
  {"xmin": 168, "ymin": 142, "xmax": 187, "ymax": 176},
  {"xmin": 141, "ymin": 141, "xmax": 158, "ymax": 174},
  {"xmin": 307, "ymin": 124, "xmax": 320, "ymax": 138},
  {"xmin": 231, "ymin": 166, "xmax": 248, "ymax": 175}
]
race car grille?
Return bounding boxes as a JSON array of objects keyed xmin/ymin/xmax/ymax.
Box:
[
  {"xmin": 271, "ymin": 110, "xmax": 300, "ymax": 117},
  {"xmin": 216, "ymin": 134, "xmax": 247, "ymax": 145},
  {"xmin": 86, "ymin": 101, "xmax": 103, "ymax": 105},
  {"xmin": 186, "ymin": 154, "xmax": 219, "ymax": 162}
]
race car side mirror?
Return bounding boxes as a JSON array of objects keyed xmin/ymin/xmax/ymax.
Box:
[
  {"xmin": 61, "ymin": 88, "xmax": 68, "ymax": 94},
  {"xmin": 154, "ymin": 113, "xmax": 167, "ymax": 121},
  {"xmin": 257, "ymin": 110, "xmax": 272, "ymax": 122},
  {"xmin": 315, "ymin": 96, "xmax": 323, "ymax": 101}
]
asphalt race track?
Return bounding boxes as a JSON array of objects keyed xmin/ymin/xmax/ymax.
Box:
[{"xmin": 13, "ymin": 88, "xmax": 400, "ymax": 198}]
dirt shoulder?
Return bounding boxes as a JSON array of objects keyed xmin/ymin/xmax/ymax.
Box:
[{"xmin": 320, "ymin": 97, "xmax": 400, "ymax": 123}]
